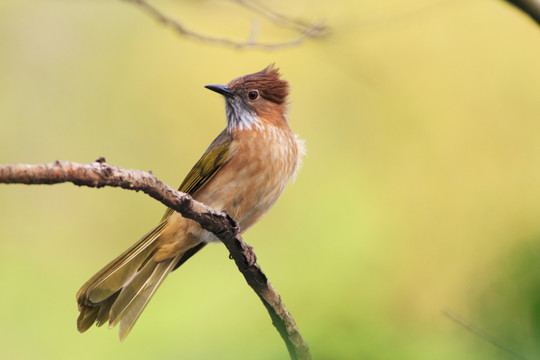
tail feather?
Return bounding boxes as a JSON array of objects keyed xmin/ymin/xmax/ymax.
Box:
[
  {"xmin": 173, "ymin": 242, "xmax": 207, "ymax": 271},
  {"xmin": 78, "ymin": 222, "xmax": 167, "ymax": 305},
  {"xmin": 77, "ymin": 306, "xmax": 99, "ymax": 333},
  {"xmin": 115, "ymin": 256, "xmax": 180, "ymax": 341},
  {"xmin": 95, "ymin": 292, "xmax": 118, "ymax": 327},
  {"xmin": 108, "ymin": 259, "xmax": 159, "ymax": 325},
  {"xmin": 76, "ymin": 220, "xmax": 193, "ymax": 338}
]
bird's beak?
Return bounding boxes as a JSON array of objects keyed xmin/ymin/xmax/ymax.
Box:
[{"xmin": 205, "ymin": 84, "xmax": 234, "ymax": 98}]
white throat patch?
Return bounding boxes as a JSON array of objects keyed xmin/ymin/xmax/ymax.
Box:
[{"xmin": 225, "ymin": 100, "xmax": 263, "ymax": 131}]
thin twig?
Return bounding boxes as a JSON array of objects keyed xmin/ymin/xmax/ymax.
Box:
[
  {"xmin": 124, "ymin": 0, "xmax": 325, "ymax": 50},
  {"xmin": 229, "ymin": 0, "xmax": 327, "ymax": 35},
  {"xmin": 443, "ymin": 309, "xmax": 527, "ymax": 360},
  {"xmin": 0, "ymin": 159, "xmax": 311, "ymax": 360}
]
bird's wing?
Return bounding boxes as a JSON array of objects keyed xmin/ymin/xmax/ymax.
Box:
[{"xmin": 161, "ymin": 129, "xmax": 233, "ymax": 221}]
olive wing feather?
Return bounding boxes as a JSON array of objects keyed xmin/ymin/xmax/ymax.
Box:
[{"xmin": 161, "ymin": 130, "xmax": 233, "ymax": 220}]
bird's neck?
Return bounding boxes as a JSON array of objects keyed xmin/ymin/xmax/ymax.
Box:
[
  {"xmin": 225, "ymin": 102, "xmax": 262, "ymax": 131},
  {"xmin": 225, "ymin": 102, "xmax": 287, "ymax": 132}
]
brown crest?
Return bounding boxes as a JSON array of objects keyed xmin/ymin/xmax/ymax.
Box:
[{"xmin": 228, "ymin": 64, "xmax": 289, "ymax": 105}]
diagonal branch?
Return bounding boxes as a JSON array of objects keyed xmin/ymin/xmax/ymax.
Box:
[
  {"xmin": 0, "ymin": 159, "xmax": 311, "ymax": 360},
  {"xmin": 124, "ymin": 0, "xmax": 326, "ymax": 50},
  {"xmin": 502, "ymin": 0, "xmax": 540, "ymax": 26}
]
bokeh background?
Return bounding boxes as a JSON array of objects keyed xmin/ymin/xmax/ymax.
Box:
[{"xmin": 1, "ymin": 0, "xmax": 540, "ymax": 359}]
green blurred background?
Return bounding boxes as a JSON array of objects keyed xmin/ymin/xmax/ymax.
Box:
[{"xmin": 1, "ymin": 0, "xmax": 540, "ymax": 359}]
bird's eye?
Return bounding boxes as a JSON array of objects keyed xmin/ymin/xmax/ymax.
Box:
[{"xmin": 248, "ymin": 90, "xmax": 259, "ymax": 101}]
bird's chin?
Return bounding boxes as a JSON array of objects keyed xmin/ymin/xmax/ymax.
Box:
[{"xmin": 225, "ymin": 101, "xmax": 262, "ymax": 131}]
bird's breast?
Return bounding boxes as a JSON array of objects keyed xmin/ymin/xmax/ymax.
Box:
[{"xmin": 196, "ymin": 125, "xmax": 300, "ymax": 234}]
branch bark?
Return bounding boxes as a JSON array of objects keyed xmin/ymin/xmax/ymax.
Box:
[{"xmin": 0, "ymin": 159, "xmax": 311, "ymax": 360}]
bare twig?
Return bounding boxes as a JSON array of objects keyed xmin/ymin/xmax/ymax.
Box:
[
  {"xmin": 443, "ymin": 309, "xmax": 526, "ymax": 360},
  {"xmin": 229, "ymin": 0, "xmax": 327, "ymax": 35},
  {"xmin": 0, "ymin": 159, "xmax": 311, "ymax": 360},
  {"xmin": 502, "ymin": 0, "xmax": 540, "ymax": 26},
  {"xmin": 124, "ymin": 0, "xmax": 326, "ymax": 50}
]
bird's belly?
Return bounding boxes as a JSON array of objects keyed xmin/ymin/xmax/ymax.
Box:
[
  {"xmin": 205, "ymin": 168, "xmax": 287, "ymax": 232},
  {"xmin": 197, "ymin": 163, "xmax": 292, "ymax": 242},
  {"xmin": 232, "ymin": 172, "xmax": 286, "ymax": 231},
  {"xmin": 192, "ymin": 128, "xmax": 300, "ymax": 243}
]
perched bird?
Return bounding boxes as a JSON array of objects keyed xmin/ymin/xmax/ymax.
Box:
[{"xmin": 76, "ymin": 65, "xmax": 305, "ymax": 340}]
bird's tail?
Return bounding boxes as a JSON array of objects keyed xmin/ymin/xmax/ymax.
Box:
[{"xmin": 76, "ymin": 220, "xmax": 181, "ymax": 341}]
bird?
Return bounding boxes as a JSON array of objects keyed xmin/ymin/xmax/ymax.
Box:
[{"xmin": 76, "ymin": 64, "xmax": 305, "ymax": 340}]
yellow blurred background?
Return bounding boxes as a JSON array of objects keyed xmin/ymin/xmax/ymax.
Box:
[{"xmin": 1, "ymin": 0, "xmax": 540, "ymax": 358}]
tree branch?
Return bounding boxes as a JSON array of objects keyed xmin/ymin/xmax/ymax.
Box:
[
  {"xmin": 124, "ymin": 0, "xmax": 326, "ymax": 50},
  {"xmin": 502, "ymin": 0, "xmax": 540, "ymax": 26},
  {"xmin": 228, "ymin": 0, "xmax": 325, "ymax": 34},
  {"xmin": 0, "ymin": 159, "xmax": 311, "ymax": 360}
]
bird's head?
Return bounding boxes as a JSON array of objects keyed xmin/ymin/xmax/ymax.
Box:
[{"xmin": 205, "ymin": 64, "xmax": 289, "ymax": 131}]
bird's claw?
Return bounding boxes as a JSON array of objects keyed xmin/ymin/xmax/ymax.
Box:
[{"xmin": 222, "ymin": 210, "xmax": 241, "ymax": 235}]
